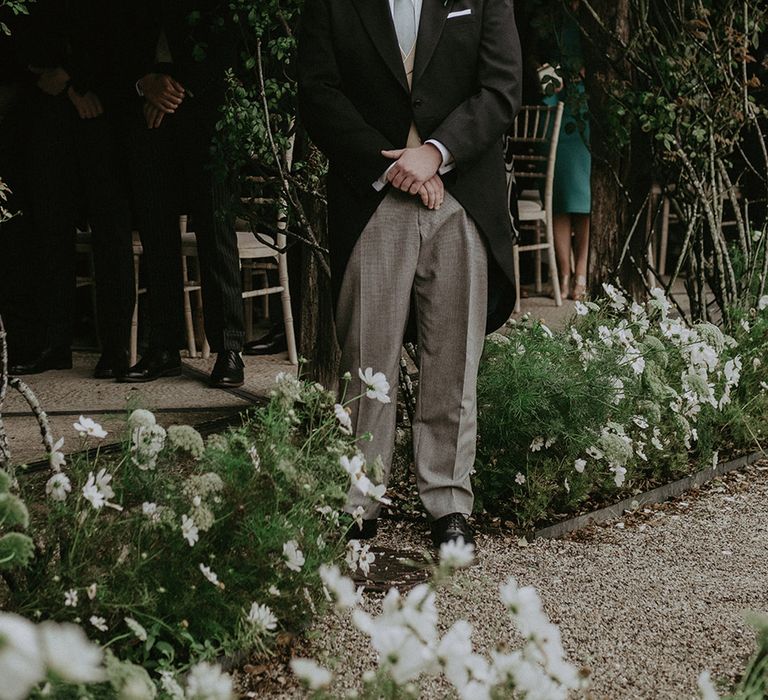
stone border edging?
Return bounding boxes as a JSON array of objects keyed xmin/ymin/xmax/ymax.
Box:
[{"xmin": 534, "ymin": 450, "xmax": 766, "ymax": 540}]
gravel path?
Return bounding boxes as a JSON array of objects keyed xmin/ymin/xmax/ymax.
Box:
[{"xmin": 251, "ymin": 462, "xmax": 768, "ymax": 699}]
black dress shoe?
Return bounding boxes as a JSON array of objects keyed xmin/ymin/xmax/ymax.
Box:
[
  {"xmin": 209, "ymin": 350, "xmax": 244, "ymax": 388},
  {"xmin": 9, "ymin": 346, "xmax": 72, "ymax": 375},
  {"xmin": 93, "ymin": 349, "xmax": 129, "ymax": 380},
  {"xmin": 430, "ymin": 513, "xmax": 475, "ymax": 548},
  {"xmin": 345, "ymin": 518, "xmax": 378, "ymax": 541},
  {"xmin": 244, "ymin": 326, "xmax": 287, "ymax": 356},
  {"xmin": 120, "ymin": 349, "xmax": 182, "ymax": 383}
]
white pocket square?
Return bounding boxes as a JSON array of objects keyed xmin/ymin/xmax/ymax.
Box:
[{"xmin": 447, "ymin": 8, "xmax": 472, "ymax": 18}]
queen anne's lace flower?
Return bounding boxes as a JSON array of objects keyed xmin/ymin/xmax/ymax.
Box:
[
  {"xmin": 130, "ymin": 424, "xmax": 167, "ymax": 470},
  {"xmin": 167, "ymin": 425, "xmax": 205, "ymax": 458}
]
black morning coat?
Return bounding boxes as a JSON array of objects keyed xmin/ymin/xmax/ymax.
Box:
[{"xmin": 298, "ymin": 0, "xmax": 522, "ymax": 332}]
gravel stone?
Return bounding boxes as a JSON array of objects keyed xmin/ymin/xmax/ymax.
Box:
[{"xmin": 256, "ymin": 463, "xmax": 768, "ymax": 699}]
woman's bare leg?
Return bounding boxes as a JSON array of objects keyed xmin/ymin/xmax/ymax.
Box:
[
  {"xmin": 571, "ymin": 214, "xmax": 590, "ymax": 299},
  {"xmin": 553, "ymin": 213, "xmax": 573, "ymax": 297}
]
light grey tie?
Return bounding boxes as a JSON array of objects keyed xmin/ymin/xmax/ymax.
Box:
[{"xmin": 393, "ymin": 0, "xmax": 417, "ymax": 55}]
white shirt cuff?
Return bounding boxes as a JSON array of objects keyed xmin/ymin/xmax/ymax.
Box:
[
  {"xmin": 425, "ymin": 139, "xmax": 455, "ymax": 174},
  {"xmin": 373, "ymin": 162, "xmax": 397, "ymax": 191}
]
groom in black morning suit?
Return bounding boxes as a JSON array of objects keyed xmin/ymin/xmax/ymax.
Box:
[
  {"xmin": 114, "ymin": 1, "xmax": 246, "ymax": 388},
  {"xmin": 299, "ymin": 0, "xmax": 521, "ymax": 547}
]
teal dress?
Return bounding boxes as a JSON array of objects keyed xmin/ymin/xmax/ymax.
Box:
[{"xmin": 542, "ymin": 16, "xmax": 592, "ymax": 215}]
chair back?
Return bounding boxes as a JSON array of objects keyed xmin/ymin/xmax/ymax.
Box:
[{"xmin": 504, "ymin": 103, "xmax": 564, "ymax": 215}]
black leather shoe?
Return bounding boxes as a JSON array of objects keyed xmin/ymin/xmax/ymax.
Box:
[
  {"xmin": 93, "ymin": 349, "xmax": 129, "ymax": 380},
  {"xmin": 120, "ymin": 349, "xmax": 182, "ymax": 383},
  {"xmin": 244, "ymin": 326, "xmax": 287, "ymax": 356},
  {"xmin": 345, "ymin": 518, "xmax": 378, "ymax": 541},
  {"xmin": 209, "ymin": 350, "xmax": 244, "ymax": 388},
  {"xmin": 430, "ymin": 513, "xmax": 475, "ymax": 548},
  {"xmin": 9, "ymin": 346, "xmax": 72, "ymax": 375}
]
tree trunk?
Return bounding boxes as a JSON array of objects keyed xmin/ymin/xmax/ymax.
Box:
[
  {"xmin": 583, "ymin": 0, "xmax": 648, "ymax": 298},
  {"xmin": 298, "ymin": 195, "xmax": 340, "ymax": 389}
]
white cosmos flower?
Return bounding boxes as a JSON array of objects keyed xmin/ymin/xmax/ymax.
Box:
[
  {"xmin": 48, "ymin": 437, "xmax": 66, "ymax": 471},
  {"xmin": 319, "ymin": 564, "xmax": 360, "ymax": 609},
  {"xmin": 45, "ymin": 472, "xmax": 72, "ymax": 502},
  {"xmin": 515, "ymin": 472, "xmax": 526, "ymax": 485},
  {"xmin": 94, "ymin": 468, "xmax": 115, "ymax": 501},
  {"xmin": 439, "ymin": 538, "xmax": 475, "ymax": 568},
  {"xmin": 38, "ymin": 620, "xmax": 106, "ymax": 683},
  {"xmin": 340, "ymin": 454, "xmax": 365, "ymax": 478},
  {"xmin": 181, "ymin": 514, "xmax": 199, "ymax": 547},
  {"xmin": 697, "ymin": 670, "xmax": 720, "ymax": 700},
  {"xmin": 246, "ymin": 603, "xmax": 278, "ymax": 633},
  {"xmin": 64, "ymin": 589, "xmax": 78, "ymax": 607},
  {"xmin": 574, "ymin": 458, "xmax": 586, "ymax": 473},
  {"xmin": 82, "ymin": 472, "xmax": 106, "ymax": 509},
  {"xmin": 124, "ymin": 617, "xmax": 147, "ymax": 642},
  {"xmin": 358, "ymin": 546, "xmax": 376, "ymax": 576},
  {"xmin": 73, "ymin": 416, "xmax": 107, "ymax": 439},
  {"xmin": 199, "ymin": 564, "xmax": 220, "ymax": 587},
  {"xmin": 358, "ymin": 367, "xmax": 391, "ymax": 403},
  {"xmin": 758, "ymin": 295, "xmax": 768, "ymax": 311},
  {"xmin": 87, "ymin": 583, "xmax": 97, "ymax": 600},
  {"xmin": 611, "ymin": 465, "xmax": 628, "ymax": 487},
  {"xmin": 574, "ymin": 301, "xmax": 589, "ymax": 316},
  {"xmin": 290, "ymin": 658, "xmax": 333, "ymax": 690},
  {"xmin": 334, "ymin": 404, "xmax": 353, "ymax": 434},
  {"xmin": 89, "ymin": 616, "xmax": 108, "ymax": 632},
  {"xmin": 283, "ymin": 540, "xmax": 305, "ymax": 572},
  {"xmin": 0, "ymin": 613, "xmax": 44, "ymax": 700},
  {"xmin": 185, "ymin": 661, "xmax": 234, "ymax": 700}
]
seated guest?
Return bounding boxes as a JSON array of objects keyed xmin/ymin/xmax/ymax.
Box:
[{"xmin": 6, "ymin": 0, "xmax": 135, "ymax": 378}]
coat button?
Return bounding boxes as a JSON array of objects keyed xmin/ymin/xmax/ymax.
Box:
[{"xmin": 413, "ymin": 98, "xmax": 423, "ymax": 108}]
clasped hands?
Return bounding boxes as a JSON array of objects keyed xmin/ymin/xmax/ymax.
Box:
[
  {"xmin": 382, "ymin": 143, "xmax": 445, "ymax": 210},
  {"xmin": 32, "ymin": 66, "xmax": 103, "ymax": 119},
  {"xmin": 138, "ymin": 73, "xmax": 185, "ymax": 128}
]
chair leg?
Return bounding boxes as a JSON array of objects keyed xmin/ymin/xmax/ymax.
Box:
[
  {"xmin": 277, "ymin": 254, "xmax": 298, "ymax": 365},
  {"xmin": 659, "ymin": 196, "xmax": 670, "ymax": 277},
  {"xmin": 546, "ymin": 219, "xmax": 562, "ymax": 306},
  {"xmin": 534, "ymin": 222, "xmax": 543, "ymax": 294},
  {"xmin": 181, "ymin": 256, "xmax": 197, "ymax": 358},
  {"xmin": 130, "ymin": 254, "xmax": 140, "ymax": 366},
  {"xmin": 513, "ymin": 243, "xmax": 522, "ymax": 315},
  {"xmin": 243, "ymin": 263, "xmax": 254, "ymax": 342}
]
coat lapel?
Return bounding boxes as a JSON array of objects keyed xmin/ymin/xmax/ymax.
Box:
[
  {"xmin": 351, "ymin": 0, "xmax": 410, "ymax": 94},
  {"xmin": 413, "ymin": 0, "xmax": 452, "ymax": 85}
]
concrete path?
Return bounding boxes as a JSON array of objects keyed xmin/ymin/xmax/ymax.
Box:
[
  {"xmin": 2, "ymin": 350, "xmax": 292, "ymax": 466},
  {"xmin": 261, "ymin": 462, "xmax": 768, "ymax": 699}
]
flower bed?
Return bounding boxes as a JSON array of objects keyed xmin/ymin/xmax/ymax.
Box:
[
  {"xmin": 475, "ymin": 287, "xmax": 768, "ymax": 530},
  {"xmin": 0, "ymin": 373, "xmax": 374, "ymax": 697}
]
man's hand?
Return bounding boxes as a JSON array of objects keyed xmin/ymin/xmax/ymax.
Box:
[
  {"xmin": 68, "ymin": 87, "xmax": 103, "ymax": 119},
  {"xmin": 138, "ymin": 73, "xmax": 185, "ymax": 113},
  {"xmin": 34, "ymin": 66, "xmax": 70, "ymax": 96},
  {"xmin": 382, "ymin": 144, "xmax": 443, "ymax": 195},
  {"xmin": 143, "ymin": 101, "xmax": 166, "ymax": 129},
  {"xmin": 418, "ymin": 174, "xmax": 445, "ymax": 210}
]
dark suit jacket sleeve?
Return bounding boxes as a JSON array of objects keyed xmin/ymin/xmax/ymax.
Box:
[
  {"xmin": 429, "ymin": 0, "xmax": 522, "ymax": 169},
  {"xmin": 298, "ymin": 0, "xmax": 395, "ymax": 192}
]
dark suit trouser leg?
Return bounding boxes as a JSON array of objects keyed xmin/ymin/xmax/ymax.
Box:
[
  {"xmin": 177, "ymin": 103, "xmax": 244, "ymax": 354},
  {"xmin": 23, "ymin": 94, "xmax": 78, "ymax": 351},
  {"xmin": 126, "ymin": 118, "xmax": 185, "ymax": 351},
  {"xmin": 76, "ymin": 116, "xmax": 135, "ymax": 353}
]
